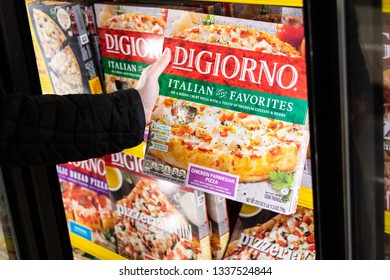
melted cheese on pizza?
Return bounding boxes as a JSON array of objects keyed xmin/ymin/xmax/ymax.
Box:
[
  {"xmin": 48, "ymin": 46, "xmax": 83, "ymax": 93},
  {"xmin": 152, "ymin": 97, "xmax": 303, "ymax": 159},
  {"xmin": 33, "ymin": 9, "xmax": 66, "ymax": 59},
  {"xmin": 171, "ymin": 24, "xmax": 301, "ymax": 58},
  {"xmin": 114, "ymin": 179, "xmax": 202, "ymax": 260},
  {"xmin": 103, "ymin": 13, "xmax": 165, "ymax": 33}
]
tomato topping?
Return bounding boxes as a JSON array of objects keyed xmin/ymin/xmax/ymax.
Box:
[
  {"xmin": 220, "ymin": 112, "xmax": 235, "ymax": 122},
  {"xmin": 238, "ymin": 112, "xmax": 249, "ymax": 119},
  {"xmin": 201, "ymin": 133, "xmax": 212, "ymax": 142},
  {"xmin": 277, "ymin": 240, "xmax": 287, "ymax": 247},
  {"xmin": 163, "ymin": 98, "xmax": 174, "ymax": 107},
  {"xmin": 199, "ymin": 147, "xmax": 212, "ymax": 153},
  {"xmin": 306, "ymin": 233, "xmax": 315, "ymax": 243},
  {"xmin": 269, "ymin": 146, "xmax": 281, "ymax": 156},
  {"xmin": 160, "ymin": 203, "xmax": 167, "ymax": 212}
]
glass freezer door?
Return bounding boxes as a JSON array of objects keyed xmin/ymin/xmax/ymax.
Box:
[{"xmin": 304, "ymin": 0, "xmax": 385, "ymax": 259}]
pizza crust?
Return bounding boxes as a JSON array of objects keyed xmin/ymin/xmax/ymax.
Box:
[
  {"xmin": 102, "ymin": 13, "xmax": 165, "ymax": 34},
  {"xmin": 150, "ymin": 137, "xmax": 298, "ymax": 182}
]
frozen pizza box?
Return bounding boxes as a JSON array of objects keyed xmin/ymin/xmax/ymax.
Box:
[
  {"xmin": 56, "ymin": 158, "xmax": 116, "ymax": 252},
  {"xmin": 143, "ymin": 10, "xmax": 310, "ymax": 215},
  {"xmin": 234, "ymin": 4, "xmax": 304, "ymax": 51},
  {"xmin": 94, "ymin": 3, "xmax": 167, "ymax": 93},
  {"xmin": 224, "ymin": 204, "xmax": 315, "ymax": 260},
  {"xmin": 26, "ymin": 0, "xmax": 103, "ymax": 95},
  {"xmin": 205, "ymin": 193, "xmax": 230, "ymax": 259},
  {"xmin": 104, "ymin": 152, "xmax": 212, "ymax": 260},
  {"xmin": 113, "ymin": 0, "xmax": 221, "ymax": 15}
]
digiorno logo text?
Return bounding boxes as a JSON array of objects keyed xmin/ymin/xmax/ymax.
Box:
[
  {"xmin": 104, "ymin": 32, "xmax": 161, "ymax": 59},
  {"xmin": 172, "ymin": 46, "xmax": 299, "ymax": 90}
]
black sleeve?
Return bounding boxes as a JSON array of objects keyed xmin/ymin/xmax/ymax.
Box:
[{"xmin": 0, "ymin": 88, "xmax": 146, "ymax": 166}]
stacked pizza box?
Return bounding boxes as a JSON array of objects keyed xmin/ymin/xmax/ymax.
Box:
[
  {"xmin": 224, "ymin": 204, "xmax": 315, "ymax": 260},
  {"xmin": 94, "ymin": 3, "xmax": 167, "ymax": 93},
  {"xmin": 56, "ymin": 158, "xmax": 117, "ymax": 252},
  {"xmin": 384, "ymin": 14, "xmax": 390, "ymax": 212},
  {"xmin": 143, "ymin": 9, "xmax": 310, "ymax": 215},
  {"xmin": 26, "ymin": 0, "xmax": 103, "ymax": 95},
  {"xmin": 234, "ymin": 4, "xmax": 304, "ymax": 52},
  {"xmin": 112, "ymin": 0, "xmax": 221, "ymax": 15},
  {"xmin": 205, "ymin": 193, "xmax": 230, "ymax": 259},
  {"xmin": 104, "ymin": 152, "xmax": 212, "ymax": 260}
]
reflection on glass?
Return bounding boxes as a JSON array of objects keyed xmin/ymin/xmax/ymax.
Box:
[
  {"xmin": 383, "ymin": 8, "xmax": 390, "ymax": 261},
  {"xmin": 0, "ymin": 170, "xmax": 17, "ymax": 260}
]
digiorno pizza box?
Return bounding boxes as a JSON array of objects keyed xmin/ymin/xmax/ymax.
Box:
[
  {"xmin": 113, "ymin": 0, "xmax": 221, "ymax": 15},
  {"xmin": 104, "ymin": 151, "xmax": 212, "ymax": 260},
  {"xmin": 94, "ymin": 3, "xmax": 167, "ymax": 93},
  {"xmin": 142, "ymin": 10, "xmax": 310, "ymax": 215},
  {"xmin": 234, "ymin": 5, "xmax": 304, "ymax": 51},
  {"xmin": 224, "ymin": 204, "xmax": 315, "ymax": 260},
  {"xmin": 56, "ymin": 158, "xmax": 116, "ymax": 252},
  {"xmin": 26, "ymin": 0, "xmax": 103, "ymax": 95},
  {"xmin": 205, "ymin": 193, "xmax": 230, "ymax": 259}
]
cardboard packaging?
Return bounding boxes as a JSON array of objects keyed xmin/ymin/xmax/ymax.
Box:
[
  {"xmin": 104, "ymin": 152, "xmax": 212, "ymax": 260},
  {"xmin": 26, "ymin": 0, "xmax": 103, "ymax": 94}
]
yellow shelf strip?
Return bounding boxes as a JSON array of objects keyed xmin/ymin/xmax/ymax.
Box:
[
  {"xmin": 200, "ymin": 0, "xmax": 302, "ymax": 7},
  {"xmin": 69, "ymin": 232, "xmax": 127, "ymax": 260},
  {"xmin": 298, "ymin": 186, "xmax": 313, "ymax": 209},
  {"xmin": 385, "ymin": 211, "xmax": 390, "ymax": 234},
  {"xmin": 384, "ymin": 0, "xmax": 390, "ymax": 13}
]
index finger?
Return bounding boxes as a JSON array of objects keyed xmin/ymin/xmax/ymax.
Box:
[{"xmin": 148, "ymin": 48, "xmax": 171, "ymax": 79}]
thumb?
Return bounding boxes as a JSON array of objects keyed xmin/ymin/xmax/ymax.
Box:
[{"xmin": 149, "ymin": 48, "xmax": 171, "ymax": 79}]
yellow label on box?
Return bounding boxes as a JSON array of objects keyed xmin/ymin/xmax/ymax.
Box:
[
  {"xmin": 89, "ymin": 76, "xmax": 103, "ymax": 94},
  {"xmin": 122, "ymin": 142, "xmax": 146, "ymax": 159},
  {"xmin": 220, "ymin": 232, "xmax": 230, "ymax": 257},
  {"xmin": 200, "ymin": 236, "xmax": 212, "ymax": 260}
]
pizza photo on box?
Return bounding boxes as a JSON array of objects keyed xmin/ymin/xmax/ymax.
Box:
[
  {"xmin": 143, "ymin": 10, "xmax": 309, "ymax": 214},
  {"xmin": 224, "ymin": 205, "xmax": 315, "ymax": 260},
  {"xmin": 56, "ymin": 158, "xmax": 116, "ymax": 252}
]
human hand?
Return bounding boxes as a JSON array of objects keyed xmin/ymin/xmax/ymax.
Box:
[{"xmin": 137, "ymin": 47, "xmax": 171, "ymax": 124}]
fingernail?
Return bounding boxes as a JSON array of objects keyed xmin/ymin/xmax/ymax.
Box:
[{"xmin": 163, "ymin": 48, "xmax": 170, "ymax": 56}]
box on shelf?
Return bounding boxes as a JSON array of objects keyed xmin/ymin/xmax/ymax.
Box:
[
  {"xmin": 26, "ymin": 0, "xmax": 103, "ymax": 95},
  {"xmin": 94, "ymin": 3, "xmax": 167, "ymax": 93},
  {"xmin": 143, "ymin": 9, "xmax": 310, "ymax": 214},
  {"xmin": 224, "ymin": 204, "xmax": 315, "ymax": 260},
  {"xmin": 104, "ymin": 152, "xmax": 212, "ymax": 260},
  {"xmin": 205, "ymin": 193, "xmax": 230, "ymax": 259},
  {"xmin": 234, "ymin": 4, "xmax": 304, "ymax": 51},
  {"xmin": 56, "ymin": 158, "xmax": 116, "ymax": 252}
]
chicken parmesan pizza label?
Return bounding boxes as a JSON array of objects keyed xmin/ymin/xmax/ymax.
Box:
[
  {"xmin": 186, "ymin": 164, "xmax": 239, "ymax": 197},
  {"xmin": 144, "ymin": 10, "xmax": 310, "ymax": 214}
]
